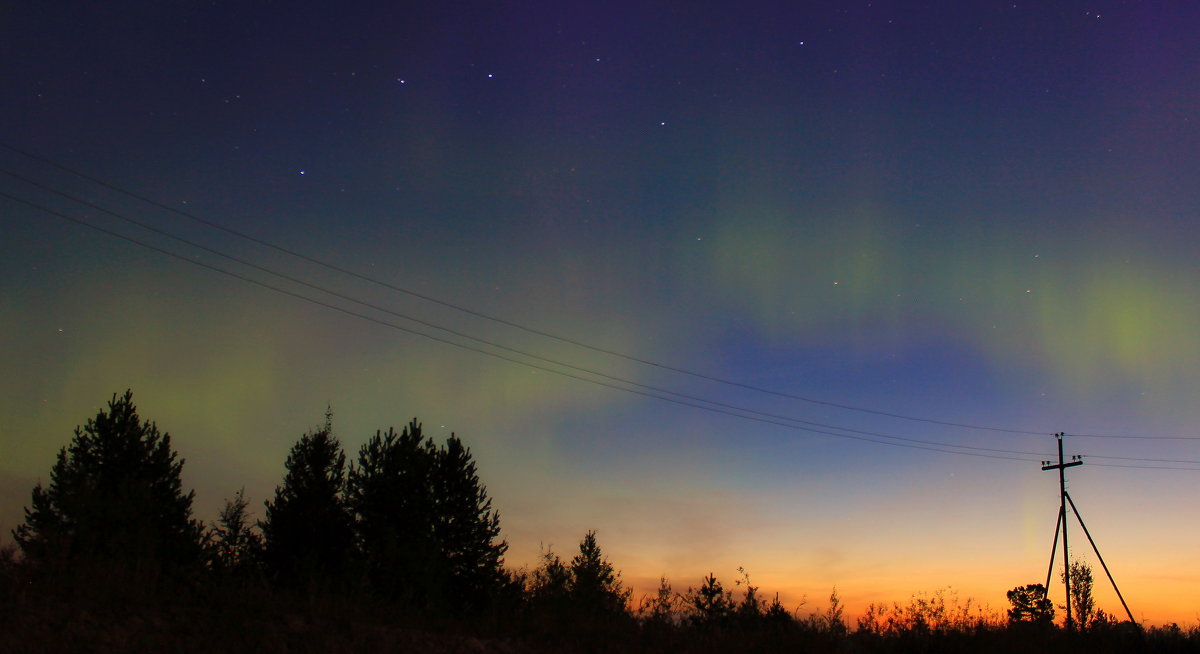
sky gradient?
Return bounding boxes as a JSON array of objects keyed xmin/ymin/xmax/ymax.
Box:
[{"xmin": 3, "ymin": 1, "xmax": 1199, "ymax": 624}]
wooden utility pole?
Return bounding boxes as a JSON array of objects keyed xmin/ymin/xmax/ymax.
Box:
[
  {"xmin": 1042, "ymin": 433, "xmax": 1082, "ymax": 630},
  {"xmin": 1040, "ymin": 432, "xmax": 1137, "ymax": 629}
]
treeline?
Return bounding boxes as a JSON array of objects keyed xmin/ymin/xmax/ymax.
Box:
[
  {"xmin": 9, "ymin": 392, "xmax": 510, "ymax": 611},
  {"xmin": 2, "ymin": 391, "xmax": 1199, "ymax": 653}
]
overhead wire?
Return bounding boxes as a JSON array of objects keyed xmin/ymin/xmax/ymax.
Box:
[
  {"xmin": 0, "ymin": 183, "xmax": 1059, "ymax": 460},
  {"xmin": 1, "ymin": 189, "xmax": 1061, "ymax": 464},
  {"xmin": 8, "ymin": 185, "xmax": 1200, "ymax": 471},
  {"xmin": 0, "ymin": 141, "xmax": 1073, "ymax": 438},
  {"xmin": 2, "ymin": 145, "xmax": 1199, "ymax": 446}
]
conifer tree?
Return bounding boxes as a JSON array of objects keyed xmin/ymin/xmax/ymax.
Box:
[
  {"xmin": 528, "ymin": 546, "xmax": 572, "ymax": 608},
  {"xmin": 569, "ymin": 530, "xmax": 630, "ymax": 617},
  {"xmin": 13, "ymin": 390, "xmax": 203, "ymax": 571},
  {"xmin": 1006, "ymin": 583, "xmax": 1055, "ymax": 626},
  {"xmin": 687, "ymin": 573, "xmax": 734, "ymax": 627},
  {"xmin": 347, "ymin": 418, "xmax": 507, "ymax": 608},
  {"xmin": 260, "ymin": 411, "xmax": 353, "ymax": 587},
  {"xmin": 347, "ymin": 420, "xmax": 441, "ymax": 601},
  {"xmin": 208, "ymin": 488, "xmax": 262, "ymax": 578},
  {"xmin": 432, "ymin": 434, "xmax": 507, "ymax": 610},
  {"xmin": 639, "ymin": 576, "xmax": 679, "ymax": 625}
]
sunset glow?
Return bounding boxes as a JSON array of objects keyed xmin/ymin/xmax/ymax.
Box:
[{"xmin": 3, "ymin": 0, "xmax": 1199, "ymax": 629}]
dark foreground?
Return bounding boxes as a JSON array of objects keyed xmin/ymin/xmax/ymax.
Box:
[{"xmin": 3, "ymin": 577, "xmax": 1197, "ymax": 654}]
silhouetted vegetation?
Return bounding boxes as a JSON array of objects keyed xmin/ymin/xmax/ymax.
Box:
[
  {"xmin": 429, "ymin": 430, "xmax": 508, "ymax": 610},
  {"xmin": 568, "ymin": 530, "xmax": 631, "ymax": 618},
  {"xmin": 4, "ymin": 390, "xmax": 1198, "ymax": 653},
  {"xmin": 522, "ymin": 530, "xmax": 632, "ymax": 637},
  {"xmin": 349, "ymin": 420, "xmax": 442, "ymax": 603},
  {"xmin": 1007, "ymin": 583, "xmax": 1055, "ymax": 626},
  {"xmin": 348, "ymin": 418, "xmax": 508, "ymax": 610},
  {"xmin": 12, "ymin": 390, "xmax": 204, "ymax": 587},
  {"xmin": 207, "ymin": 487, "xmax": 263, "ymax": 581},
  {"xmin": 260, "ymin": 409, "xmax": 355, "ymax": 590}
]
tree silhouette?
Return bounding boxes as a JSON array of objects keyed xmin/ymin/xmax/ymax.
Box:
[
  {"xmin": 528, "ymin": 546, "xmax": 572, "ymax": 607},
  {"xmin": 347, "ymin": 420, "xmax": 441, "ymax": 602},
  {"xmin": 824, "ymin": 587, "xmax": 847, "ymax": 634},
  {"xmin": 347, "ymin": 419, "xmax": 507, "ymax": 609},
  {"xmin": 638, "ymin": 576, "xmax": 679, "ymax": 625},
  {"xmin": 208, "ymin": 488, "xmax": 262, "ymax": 578},
  {"xmin": 732, "ymin": 567, "xmax": 764, "ymax": 625},
  {"xmin": 687, "ymin": 573, "xmax": 734, "ymax": 627},
  {"xmin": 568, "ymin": 530, "xmax": 630, "ymax": 617},
  {"xmin": 1006, "ymin": 583, "xmax": 1055, "ymax": 626},
  {"xmin": 1063, "ymin": 560, "xmax": 1096, "ymax": 628},
  {"xmin": 432, "ymin": 433, "xmax": 507, "ymax": 610},
  {"xmin": 260, "ymin": 411, "xmax": 353, "ymax": 587},
  {"xmin": 12, "ymin": 390, "xmax": 203, "ymax": 572}
]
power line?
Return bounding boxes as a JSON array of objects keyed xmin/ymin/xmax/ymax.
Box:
[
  {"xmin": 1084, "ymin": 453, "xmax": 1200, "ymax": 465},
  {"xmin": 2, "ymin": 192, "xmax": 1048, "ymax": 464},
  {"xmin": 0, "ymin": 142, "xmax": 1066, "ymax": 438},
  {"xmin": 10, "ymin": 189, "xmax": 1200, "ymax": 471},
  {"xmin": 1085, "ymin": 461, "xmax": 1200, "ymax": 471},
  {"xmin": 3, "ymin": 144, "xmax": 1198, "ymax": 443},
  {"xmin": 0, "ymin": 186, "xmax": 1060, "ymax": 461},
  {"xmin": 2, "ymin": 188, "xmax": 1080, "ymax": 463},
  {"xmin": 22, "ymin": 174, "xmax": 1200, "ymax": 468}
]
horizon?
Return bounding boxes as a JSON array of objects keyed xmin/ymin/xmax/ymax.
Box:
[
  {"xmin": 1, "ymin": 392, "xmax": 1189, "ymax": 626},
  {"xmin": 4, "ymin": 0, "xmax": 1199, "ymax": 628}
]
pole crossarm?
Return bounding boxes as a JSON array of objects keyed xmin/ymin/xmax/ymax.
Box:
[{"xmin": 1040, "ymin": 459, "xmax": 1083, "ymax": 473}]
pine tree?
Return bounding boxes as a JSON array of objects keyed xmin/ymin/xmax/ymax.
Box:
[
  {"xmin": 687, "ymin": 573, "xmax": 734, "ymax": 627},
  {"xmin": 347, "ymin": 420, "xmax": 441, "ymax": 602},
  {"xmin": 12, "ymin": 390, "xmax": 203, "ymax": 572},
  {"xmin": 208, "ymin": 488, "xmax": 262, "ymax": 578},
  {"xmin": 638, "ymin": 576, "xmax": 678, "ymax": 625},
  {"xmin": 1006, "ymin": 583, "xmax": 1055, "ymax": 626},
  {"xmin": 528, "ymin": 546, "xmax": 572, "ymax": 608},
  {"xmin": 260, "ymin": 411, "xmax": 353, "ymax": 587},
  {"xmin": 569, "ymin": 530, "xmax": 630, "ymax": 617},
  {"xmin": 347, "ymin": 418, "xmax": 507, "ymax": 608},
  {"xmin": 432, "ymin": 434, "xmax": 508, "ymax": 610}
]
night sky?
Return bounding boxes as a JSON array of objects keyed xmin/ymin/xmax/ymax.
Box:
[{"xmin": 3, "ymin": 1, "xmax": 1199, "ymax": 624}]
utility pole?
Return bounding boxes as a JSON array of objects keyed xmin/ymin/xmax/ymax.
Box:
[
  {"xmin": 1040, "ymin": 433, "xmax": 1137, "ymax": 629},
  {"xmin": 1042, "ymin": 433, "xmax": 1082, "ymax": 630}
]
